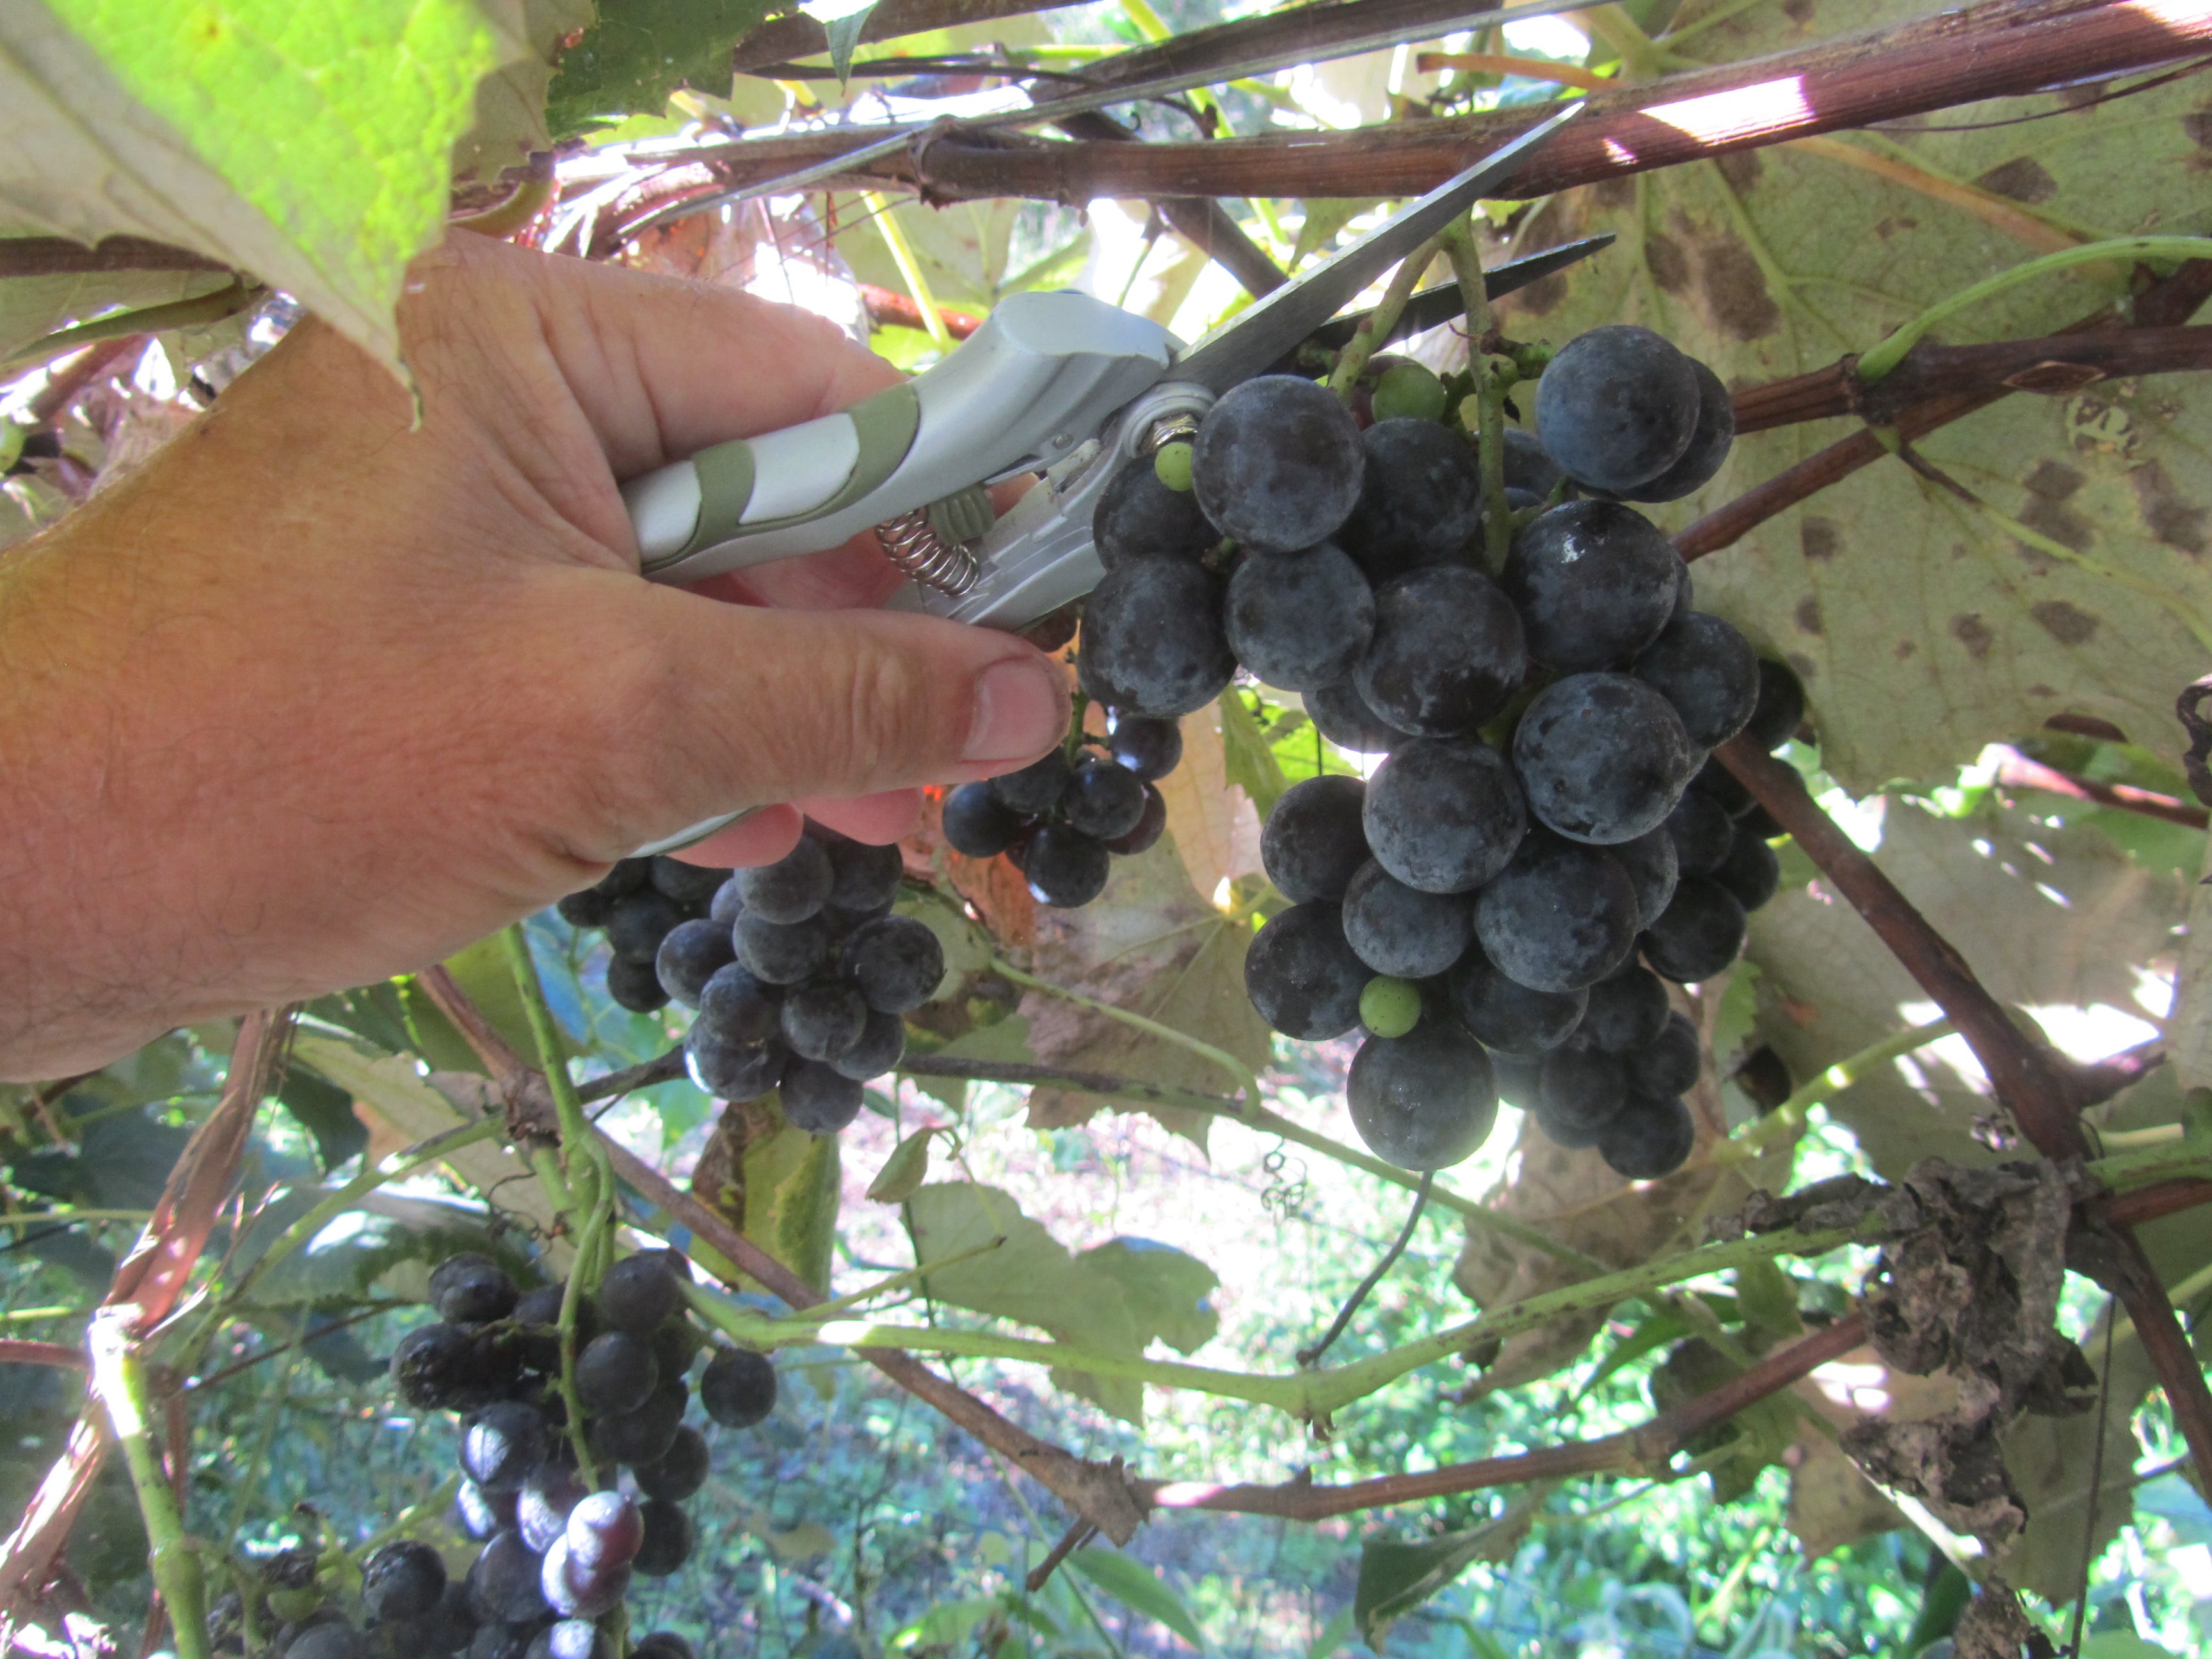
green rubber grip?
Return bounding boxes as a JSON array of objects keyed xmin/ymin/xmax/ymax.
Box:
[{"xmin": 677, "ymin": 382, "xmax": 923, "ymax": 561}]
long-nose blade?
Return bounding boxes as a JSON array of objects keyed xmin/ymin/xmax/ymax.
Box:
[{"xmin": 1168, "ymin": 100, "xmax": 1580, "ymax": 394}]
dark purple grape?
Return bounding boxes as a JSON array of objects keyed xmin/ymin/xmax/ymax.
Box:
[
  {"xmin": 1107, "ymin": 714, "xmax": 1182, "ymax": 780},
  {"xmin": 1244, "ymin": 902, "xmax": 1368, "ymax": 1040},
  {"xmin": 604, "ymin": 956, "xmax": 669, "ymax": 1014},
  {"xmin": 1024, "ymin": 824, "xmax": 1112, "ymax": 907},
  {"xmin": 538, "ymin": 1537, "xmax": 627, "ymax": 1619},
  {"xmin": 1537, "ymin": 1045, "xmax": 1628, "ymax": 1143},
  {"xmin": 634, "ymin": 1423, "xmax": 710, "ymax": 1502},
  {"xmin": 1347, "ymin": 1025, "xmax": 1498, "ymax": 1171},
  {"xmin": 1502, "ymin": 500, "xmax": 1681, "ymax": 673},
  {"xmin": 1304, "ymin": 677, "xmax": 1404, "ymax": 753},
  {"xmin": 696, "ymin": 964, "xmax": 781, "ymax": 1046},
  {"xmin": 1534, "ymin": 325, "xmax": 1699, "ymax": 493},
  {"xmin": 363, "ymin": 1542, "xmax": 447, "ymax": 1624},
  {"xmin": 650, "ymin": 857, "xmax": 727, "ymax": 907},
  {"xmin": 606, "ymin": 890, "xmax": 685, "ymax": 963},
  {"xmin": 653, "ymin": 918, "xmax": 735, "ymax": 1009},
  {"xmin": 1745, "ymin": 659, "xmax": 1807, "ymax": 751},
  {"xmin": 1337, "ymin": 418, "xmax": 1482, "ymax": 584},
  {"xmin": 1079, "ymin": 557, "xmax": 1236, "ymax": 718},
  {"xmin": 1663, "ymin": 789, "xmax": 1735, "ymax": 878},
  {"xmin": 1103, "ymin": 783, "xmax": 1167, "ymax": 855},
  {"xmin": 401, "ymin": 1582, "xmax": 478, "ymax": 1659},
  {"xmin": 1633, "ymin": 1011, "xmax": 1702, "ymax": 1099},
  {"xmin": 684, "ymin": 1026, "xmax": 787, "ymax": 1102},
  {"xmin": 632, "ymin": 1635, "xmax": 693, "ymax": 1659},
  {"xmin": 1580, "ymin": 963, "xmax": 1671, "ymax": 1053},
  {"xmin": 1341, "ymin": 860, "xmax": 1473, "ymax": 979},
  {"xmin": 1062, "ymin": 758, "xmax": 1148, "ymax": 840},
  {"xmin": 1491, "ymin": 1051, "xmax": 1543, "ymax": 1107},
  {"xmin": 1354, "ymin": 566, "xmax": 1525, "ymax": 738},
  {"xmin": 573, "ymin": 1332, "xmax": 657, "ymax": 1416},
  {"xmin": 1499, "ymin": 426, "xmax": 1562, "ymax": 496},
  {"xmin": 701, "ymin": 1347, "xmax": 778, "ymax": 1428},
  {"xmin": 1711, "ymin": 824, "xmax": 1781, "ymax": 913},
  {"xmin": 1363, "ymin": 737, "xmax": 1526, "ymax": 895},
  {"xmin": 1608, "ymin": 824, "xmax": 1680, "ymax": 931},
  {"xmin": 990, "ymin": 749, "xmax": 1073, "ymax": 817},
  {"xmin": 1472, "ymin": 831, "xmax": 1640, "ymax": 995},
  {"xmin": 1260, "ymin": 775, "xmax": 1368, "ymax": 905},
  {"xmin": 461, "ymin": 1401, "xmax": 549, "ymax": 1493},
  {"xmin": 709, "ymin": 874, "xmax": 746, "ymax": 925},
  {"xmin": 465, "ymin": 1623, "xmax": 533, "ymax": 1659},
  {"xmin": 555, "ymin": 889, "xmax": 613, "ymax": 929},
  {"xmin": 1737, "ymin": 801, "xmax": 1784, "ymax": 842},
  {"xmin": 287, "ymin": 1627, "xmax": 365, "ymax": 1659},
  {"xmin": 1445, "ymin": 950, "xmax": 1585, "ymax": 1055},
  {"xmin": 1633, "ymin": 611, "xmax": 1758, "ymax": 748},
  {"xmin": 1599, "ymin": 1093, "xmax": 1697, "ymax": 1178},
  {"xmin": 1094, "ymin": 455, "xmax": 1216, "ymax": 568},
  {"xmin": 940, "ymin": 781, "xmax": 1027, "ymax": 858},
  {"xmin": 565, "ymin": 1492, "xmax": 643, "ymax": 1571},
  {"xmin": 517, "ymin": 1463, "xmax": 586, "ymax": 1555},
  {"xmin": 392, "ymin": 1323, "xmax": 486, "ymax": 1411},
  {"xmin": 782, "ymin": 1059, "xmax": 865, "ymax": 1134},
  {"xmin": 780, "ymin": 981, "xmax": 869, "ymax": 1062},
  {"xmin": 737, "ymin": 838, "xmax": 832, "ymax": 924},
  {"xmin": 632, "ymin": 1500, "xmax": 696, "ymax": 1577},
  {"xmin": 466, "ymin": 1532, "xmax": 549, "ymax": 1624},
  {"xmin": 649, "ymin": 1311, "xmax": 700, "ymax": 1379},
  {"xmin": 1642, "ymin": 877, "xmax": 1748, "ymax": 984},
  {"xmin": 841, "ymin": 915, "xmax": 945, "ymax": 1011},
  {"xmin": 431, "ymin": 1254, "xmax": 518, "ymax": 1326},
  {"xmin": 1621, "ymin": 358, "xmax": 1734, "ymax": 503},
  {"xmin": 1513, "ymin": 673, "xmax": 1699, "ymax": 846},
  {"xmin": 822, "ymin": 837, "xmax": 904, "ymax": 913},
  {"xmin": 735, "ymin": 911, "xmax": 830, "ymax": 984},
  {"xmin": 589, "ymin": 1377, "xmax": 685, "ymax": 1466},
  {"xmin": 456, "ymin": 1480, "xmax": 510, "ymax": 1541},
  {"xmin": 597, "ymin": 1254, "xmax": 682, "ymax": 1334},
  {"xmin": 1224, "ymin": 545, "xmax": 1375, "ymax": 691},
  {"xmin": 1690, "ymin": 754, "xmax": 1754, "ymax": 817},
  {"xmin": 525, "ymin": 1622, "xmax": 607, "ymax": 1659},
  {"xmin": 1191, "ymin": 374, "xmax": 1364, "ymax": 551},
  {"xmin": 831, "ymin": 1007, "xmax": 906, "ymax": 1082}
]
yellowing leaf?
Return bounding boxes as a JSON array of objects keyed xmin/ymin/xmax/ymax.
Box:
[
  {"xmin": 866, "ymin": 1127, "xmax": 940, "ymax": 1204},
  {"xmin": 1157, "ymin": 701, "xmax": 1262, "ymax": 904},
  {"xmin": 3, "ymin": 1, "xmax": 517, "ymax": 379}
]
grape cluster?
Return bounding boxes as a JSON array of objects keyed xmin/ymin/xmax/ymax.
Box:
[
  {"xmin": 305, "ymin": 1247, "xmax": 781, "ymax": 1659},
  {"xmin": 557, "ymin": 826, "xmax": 945, "ymax": 1135},
  {"xmin": 938, "ymin": 712, "xmax": 1178, "ymax": 906},
  {"xmin": 1098, "ymin": 325, "xmax": 1804, "ymax": 1180}
]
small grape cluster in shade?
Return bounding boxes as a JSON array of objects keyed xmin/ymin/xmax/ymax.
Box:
[
  {"xmin": 556, "ymin": 826, "xmax": 945, "ymax": 1135},
  {"xmin": 282, "ymin": 1247, "xmax": 784, "ymax": 1659},
  {"xmin": 1073, "ymin": 319, "xmax": 1802, "ymax": 1180},
  {"xmin": 939, "ymin": 712, "xmax": 1180, "ymax": 906}
]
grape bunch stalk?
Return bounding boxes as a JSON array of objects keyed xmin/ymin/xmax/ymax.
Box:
[
  {"xmin": 223, "ymin": 1246, "xmax": 780, "ymax": 1659},
  {"xmin": 1077, "ymin": 317, "xmax": 1806, "ymax": 1181},
  {"xmin": 555, "ymin": 825, "xmax": 945, "ymax": 1134}
]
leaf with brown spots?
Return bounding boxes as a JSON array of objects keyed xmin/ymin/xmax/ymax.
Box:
[{"xmin": 1487, "ymin": 0, "xmax": 2212, "ymax": 789}]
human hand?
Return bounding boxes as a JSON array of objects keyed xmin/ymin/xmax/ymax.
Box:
[{"xmin": 0, "ymin": 232, "xmax": 1068, "ymax": 1078}]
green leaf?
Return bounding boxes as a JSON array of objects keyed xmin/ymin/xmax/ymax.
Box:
[
  {"xmin": 275, "ymin": 1068, "xmax": 369, "ymax": 1173},
  {"xmin": 1495, "ymin": 0, "xmax": 2212, "ymax": 790},
  {"xmin": 2080, "ymin": 1639, "xmax": 2183, "ymax": 1659},
  {"xmin": 1291, "ymin": 199, "xmax": 1379, "ymax": 268},
  {"xmin": 1352, "ymin": 1509, "xmax": 1528, "ymax": 1649},
  {"xmin": 1304, "ymin": 1607, "xmax": 1353, "ymax": 1659},
  {"xmin": 3, "ymin": 1, "xmax": 517, "ymax": 380},
  {"xmin": 1066, "ymin": 1547, "xmax": 1205, "ymax": 1648},
  {"xmin": 904, "ymin": 1183, "xmax": 1216, "ymax": 1422},
  {"xmin": 1217, "ymin": 690, "xmax": 1289, "ymax": 819},
  {"xmin": 865, "ymin": 1126, "xmax": 940, "ymax": 1204},
  {"xmin": 811, "ymin": 1, "xmax": 877, "ymax": 86},
  {"xmin": 228, "ymin": 1187, "xmax": 527, "ymax": 1311},
  {"xmin": 889, "ymin": 1596, "xmax": 1000, "ymax": 1652},
  {"xmin": 453, "ymin": 0, "xmax": 593, "ymax": 182},
  {"xmin": 545, "ymin": 0, "xmax": 778, "ymax": 141}
]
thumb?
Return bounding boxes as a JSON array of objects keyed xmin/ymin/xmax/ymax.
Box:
[{"xmin": 585, "ymin": 578, "xmax": 1070, "ymax": 849}]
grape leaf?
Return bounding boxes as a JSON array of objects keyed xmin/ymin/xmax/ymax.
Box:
[
  {"xmin": 1156, "ymin": 701, "xmax": 1263, "ymax": 904},
  {"xmin": 1352, "ymin": 1504, "xmax": 1532, "ymax": 1649},
  {"xmin": 1489, "ymin": 0, "xmax": 2212, "ymax": 791},
  {"xmin": 1, "ymin": 1, "xmax": 518, "ymax": 380},
  {"xmin": 864, "ymin": 1126, "xmax": 940, "ymax": 1203},
  {"xmin": 544, "ymin": 0, "xmax": 778, "ymax": 141},
  {"xmin": 691, "ymin": 1093, "xmax": 841, "ymax": 1295},
  {"xmin": 1066, "ymin": 1548, "xmax": 1205, "ymax": 1647},
  {"xmin": 453, "ymin": 0, "xmax": 593, "ymax": 182}
]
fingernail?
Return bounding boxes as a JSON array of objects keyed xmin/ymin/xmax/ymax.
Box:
[{"xmin": 965, "ymin": 656, "xmax": 1066, "ymax": 764}]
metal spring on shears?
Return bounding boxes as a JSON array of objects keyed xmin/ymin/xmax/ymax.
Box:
[{"xmin": 875, "ymin": 507, "xmax": 979, "ymax": 597}]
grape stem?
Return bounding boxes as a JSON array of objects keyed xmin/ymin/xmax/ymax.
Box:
[
  {"xmin": 1324, "ymin": 230, "xmax": 1447, "ymax": 399},
  {"xmin": 1295, "ymin": 1171, "xmax": 1432, "ymax": 1366},
  {"xmin": 1439, "ymin": 221, "xmax": 1514, "ymax": 575},
  {"xmin": 88, "ymin": 1310, "xmax": 208, "ymax": 1659},
  {"xmin": 556, "ymin": 1192, "xmax": 609, "ymax": 1489}
]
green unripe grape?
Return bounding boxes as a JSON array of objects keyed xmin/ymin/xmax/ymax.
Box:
[
  {"xmin": 266, "ymin": 1588, "xmax": 323, "ymax": 1624},
  {"xmin": 1359, "ymin": 975, "xmax": 1422, "ymax": 1039},
  {"xmin": 1372, "ymin": 360, "xmax": 1447, "ymax": 424},
  {"xmin": 1152, "ymin": 439, "xmax": 1195, "ymax": 492}
]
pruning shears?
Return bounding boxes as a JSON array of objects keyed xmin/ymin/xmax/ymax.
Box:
[{"xmin": 621, "ymin": 102, "xmax": 1608, "ymax": 853}]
